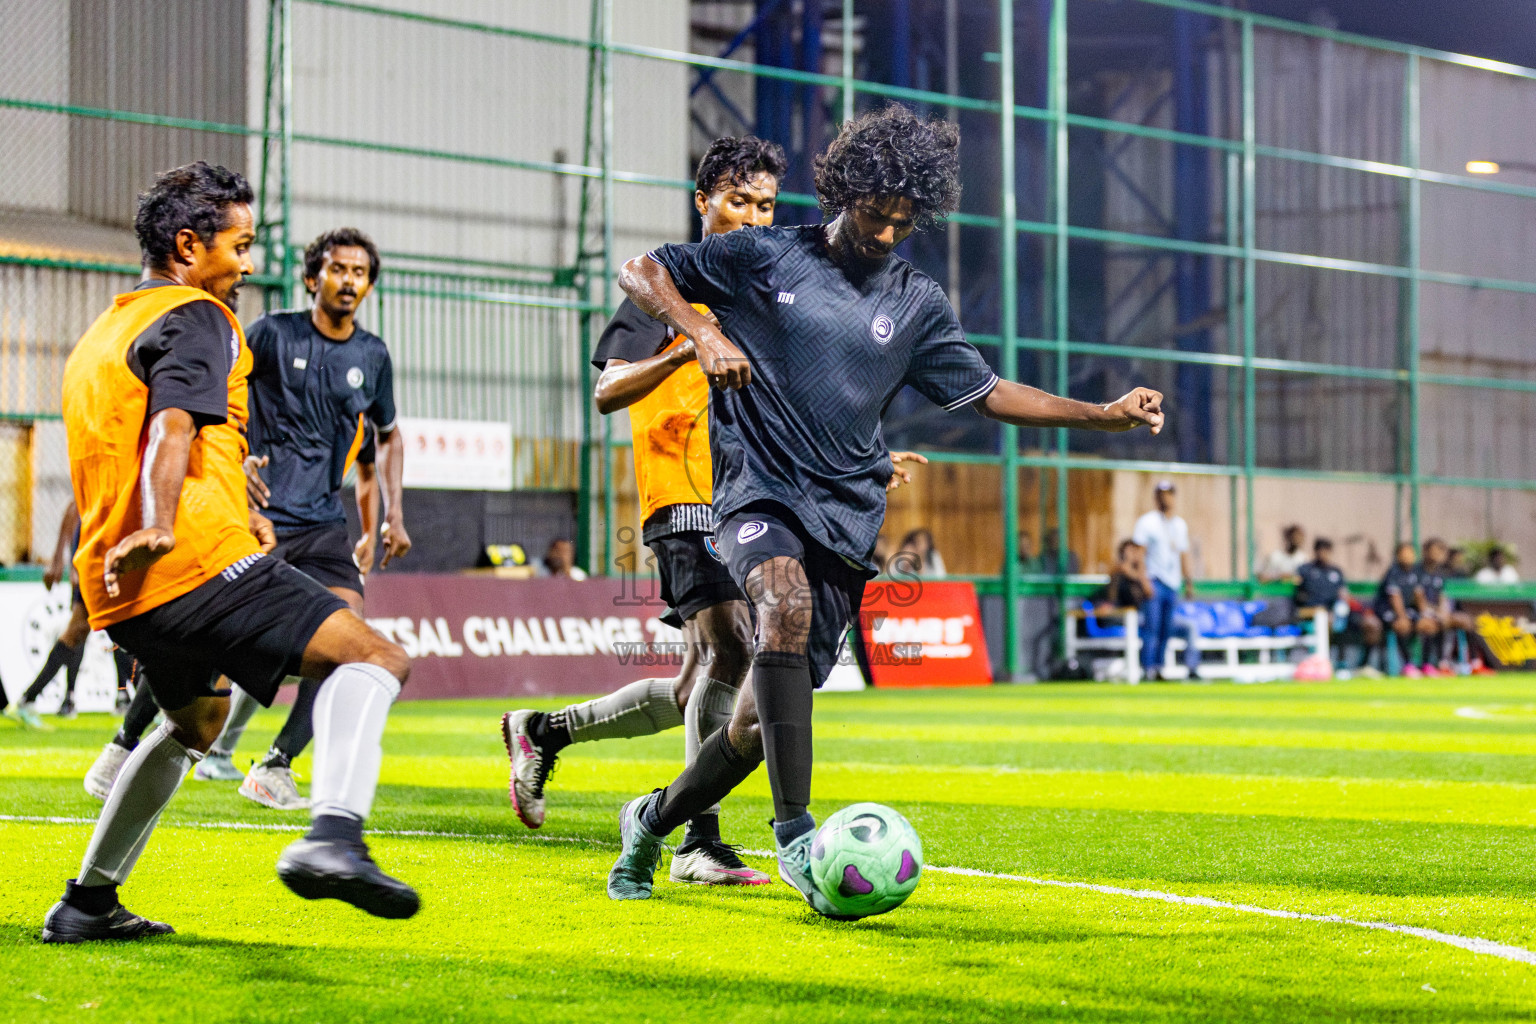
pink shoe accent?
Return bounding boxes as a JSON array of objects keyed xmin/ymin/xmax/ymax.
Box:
[
  {"xmin": 1421, "ymin": 664, "xmax": 1444, "ymax": 678},
  {"xmin": 518, "ymin": 736, "xmax": 536, "ymax": 757},
  {"xmin": 720, "ymin": 868, "xmax": 771, "ymax": 885},
  {"xmin": 1402, "ymin": 664, "xmax": 1423, "ymax": 678}
]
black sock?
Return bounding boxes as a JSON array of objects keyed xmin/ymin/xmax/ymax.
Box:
[
  {"xmin": 682, "ymin": 812, "xmax": 722, "ymax": 847},
  {"xmin": 753, "ymin": 650, "xmax": 814, "ymax": 823},
  {"xmin": 113, "ymin": 648, "xmax": 135, "ymax": 691},
  {"xmin": 64, "ymin": 879, "xmax": 119, "ymax": 916},
  {"xmin": 645, "ymin": 727, "xmax": 761, "ymax": 836},
  {"xmin": 267, "ymin": 678, "xmax": 322, "ymax": 765},
  {"xmin": 306, "ymin": 813, "xmax": 364, "ymax": 845},
  {"xmin": 61, "ymin": 642, "xmax": 84, "ymax": 700},
  {"xmin": 530, "ymin": 711, "xmax": 572, "ymax": 755},
  {"xmin": 23, "ymin": 641, "xmax": 75, "ymax": 702},
  {"xmin": 119, "ymin": 682, "xmax": 159, "ymax": 747}
]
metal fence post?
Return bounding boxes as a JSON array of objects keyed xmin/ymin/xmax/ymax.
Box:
[
  {"xmin": 999, "ymin": 0, "xmax": 1021, "ymax": 680},
  {"xmin": 1241, "ymin": 17, "xmax": 1257, "ymax": 584}
]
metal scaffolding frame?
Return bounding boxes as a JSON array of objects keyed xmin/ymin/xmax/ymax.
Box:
[{"xmin": 4, "ymin": 0, "xmax": 1536, "ymax": 677}]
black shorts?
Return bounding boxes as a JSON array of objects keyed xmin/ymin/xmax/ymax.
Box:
[
  {"xmin": 713, "ymin": 502, "xmax": 870, "ymax": 688},
  {"xmin": 106, "ymin": 554, "xmax": 348, "ymax": 712},
  {"xmin": 648, "ymin": 531, "xmax": 742, "ymax": 629},
  {"xmin": 274, "ymin": 522, "xmax": 363, "ymax": 594}
]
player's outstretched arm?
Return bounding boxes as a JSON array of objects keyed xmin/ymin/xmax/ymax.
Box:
[
  {"xmin": 354, "ymin": 458, "xmax": 380, "ymax": 575},
  {"xmin": 618, "ymin": 255, "xmax": 750, "ymax": 390},
  {"xmin": 977, "ymin": 381, "xmax": 1164, "ymax": 435},
  {"xmin": 594, "ymin": 346, "xmax": 697, "ymax": 414},
  {"xmin": 103, "ymin": 408, "xmax": 194, "ymax": 598},
  {"xmin": 376, "ymin": 427, "xmax": 411, "ymax": 568},
  {"xmin": 43, "ymin": 499, "xmax": 79, "ymax": 589},
  {"xmin": 886, "ymin": 450, "xmax": 928, "ymax": 492}
]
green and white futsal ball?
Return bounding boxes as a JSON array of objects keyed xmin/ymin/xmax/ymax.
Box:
[{"xmin": 808, "ymin": 802, "xmax": 923, "ymax": 918}]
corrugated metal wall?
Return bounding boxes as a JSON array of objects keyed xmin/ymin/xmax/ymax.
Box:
[
  {"xmin": 275, "ymin": 1, "xmax": 688, "ymax": 272},
  {"xmin": 68, "ymin": 0, "xmax": 248, "ymax": 226},
  {"xmin": 268, "ymin": 0, "xmax": 690, "ymax": 461}
]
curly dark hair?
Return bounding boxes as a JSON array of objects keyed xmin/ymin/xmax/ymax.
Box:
[
  {"xmin": 303, "ymin": 227, "xmax": 381, "ymax": 291},
  {"xmin": 814, "ymin": 104, "xmax": 961, "ymax": 230},
  {"xmin": 134, "ymin": 161, "xmax": 254, "ymax": 270},
  {"xmin": 694, "ymin": 135, "xmax": 788, "ymax": 196}
]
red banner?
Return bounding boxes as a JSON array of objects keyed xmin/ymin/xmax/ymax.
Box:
[
  {"xmin": 362, "ymin": 575, "xmax": 677, "ymax": 699},
  {"xmin": 858, "ymin": 581, "xmax": 992, "ymax": 687}
]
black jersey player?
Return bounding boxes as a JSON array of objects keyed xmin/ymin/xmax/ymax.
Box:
[
  {"xmin": 604, "ymin": 105, "xmax": 1164, "ymax": 911},
  {"xmin": 195, "ymin": 228, "xmax": 409, "ymax": 809}
]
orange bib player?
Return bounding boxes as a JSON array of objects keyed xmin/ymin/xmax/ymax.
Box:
[{"xmin": 42, "ymin": 162, "xmax": 418, "ymax": 945}]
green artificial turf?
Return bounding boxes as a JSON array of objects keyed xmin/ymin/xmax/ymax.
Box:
[{"xmin": 3, "ymin": 677, "xmax": 1536, "ymax": 1022}]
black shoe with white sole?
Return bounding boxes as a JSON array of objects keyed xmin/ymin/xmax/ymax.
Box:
[{"xmin": 41, "ymin": 901, "xmax": 174, "ymax": 944}]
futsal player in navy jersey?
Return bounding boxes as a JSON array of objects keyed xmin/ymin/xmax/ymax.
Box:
[{"xmin": 604, "ymin": 104, "xmax": 1165, "ymax": 912}]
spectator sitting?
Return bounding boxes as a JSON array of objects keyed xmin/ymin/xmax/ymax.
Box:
[
  {"xmin": 1091, "ymin": 539, "xmax": 1200, "ymax": 680},
  {"xmin": 1294, "ymin": 537, "xmax": 1382, "ymax": 664},
  {"xmin": 1446, "ymin": 547, "xmax": 1472, "ymax": 579},
  {"xmin": 1132, "ymin": 480, "xmax": 1194, "ymax": 681},
  {"xmin": 1092, "ymin": 539, "xmax": 1152, "ymax": 615},
  {"xmin": 539, "ymin": 538, "xmax": 589, "ymax": 580},
  {"xmin": 1420, "ymin": 538, "xmax": 1474, "ymax": 674},
  {"xmin": 895, "ymin": 528, "xmax": 946, "ymax": 579},
  {"xmin": 1374, "ymin": 541, "xmax": 1436, "ymax": 676},
  {"xmin": 1476, "ymin": 545, "xmax": 1519, "ymax": 584},
  {"xmin": 1039, "ymin": 529, "xmax": 1081, "ymax": 575},
  {"xmin": 1257, "ymin": 524, "xmax": 1308, "ymax": 583},
  {"xmin": 872, "ymin": 533, "xmax": 893, "ymax": 576}
]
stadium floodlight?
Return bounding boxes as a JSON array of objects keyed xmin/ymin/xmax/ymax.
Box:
[{"xmin": 1466, "ymin": 160, "xmax": 1536, "ymax": 175}]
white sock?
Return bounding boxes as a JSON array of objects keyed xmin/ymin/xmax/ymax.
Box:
[
  {"xmin": 564, "ymin": 678, "xmax": 682, "ymax": 743},
  {"xmin": 210, "ymin": 685, "xmax": 261, "ymax": 757},
  {"xmin": 684, "ymin": 677, "xmax": 739, "ymax": 819},
  {"xmin": 78, "ymin": 721, "xmax": 199, "ymax": 886},
  {"xmin": 309, "ymin": 663, "xmax": 401, "ymax": 822}
]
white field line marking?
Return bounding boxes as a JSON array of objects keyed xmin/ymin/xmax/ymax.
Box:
[{"xmin": 6, "ymin": 814, "xmax": 1534, "ymax": 965}]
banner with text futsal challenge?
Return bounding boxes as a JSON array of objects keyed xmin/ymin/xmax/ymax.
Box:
[{"xmin": 363, "ymin": 575, "xmax": 680, "ymax": 698}]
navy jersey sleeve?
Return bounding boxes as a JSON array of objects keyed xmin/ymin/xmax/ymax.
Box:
[
  {"xmin": 368, "ymin": 350, "xmax": 397, "ymax": 433},
  {"xmin": 902, "ymin": 290, "xmax": 1000, "ymax": 412},
  {"xmin": 591, "ymin": 298, "xmax": 670, "ymax": 369},
  {"xmin": 647, "ymin": 230, "xmax": 742, "ymax": 311},
  {"xmin": 128, "ymin": 300, "xmax": 232, "ymax": 430}
]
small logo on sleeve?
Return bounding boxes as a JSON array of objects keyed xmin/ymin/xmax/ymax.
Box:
[
  {"xmin": 871, "ymin": 314, "xmax": 894, "ymax": 344},
  {"xmin": 777, "ymin": 291, "xmax": 796, "ymax": 304},
  {"xmin": 346, "ymin": 367, "xmax": 365, "ymax": 389},
  {"xmin": 736, "ymin": 522, "xmax": 768, "ymax": 544},
  {"xmin": 704, "ymin": 535, "xmax": 724, "ymax": 562}
]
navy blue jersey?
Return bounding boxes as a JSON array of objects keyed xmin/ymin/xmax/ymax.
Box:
[
  {"xmin": 1420, "ymin": 563, "xmax": 1448, "ymax": 607},
  {"xmin": 1374, "ymin": 563, "xmax": 1420, "ymax": 615},
  {"xmin": 1295, "ymin": 560, "xmax": 1345, "ymax": 608},
  {"xmin": 649, "ymin": 225, "xmax": 998, "ymax": 568},
  {"xmin": 245, "ymin": 311, "xmax": 396, "ymax": 532}
]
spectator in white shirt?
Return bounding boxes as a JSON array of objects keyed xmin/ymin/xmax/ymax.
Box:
[
  {"xmin": 1131, "ymin": 480, "xmax": 1195, "ymax": 680},
  {"xmin": 1257, "ymin": 524, "xmax": 1308, "ymax": 583},
  {"xmin": 1475, "ymin": 546, "xmax": 1520, "ymax": 585}
]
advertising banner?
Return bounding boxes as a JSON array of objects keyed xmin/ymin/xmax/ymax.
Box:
[
  {"xmin": 364, "ymin": 574, "xmax": 684, "ymax": 698},
  {"xmin": 398, "ymin": 417, "xmax": 513, "ymax": 491},
  {"xmin": 857, "ymin": 581, "xmax": 992, "ymax": 687},
  {"xmin": 1461, "ymin": 599, "xmax": 1536, "ymax": 670},
  {"xmin": 0, "ymin": 582, "xmax": 119, "ymax": 712}
]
